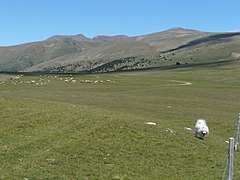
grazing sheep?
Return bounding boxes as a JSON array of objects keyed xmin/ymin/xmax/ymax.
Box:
[
  {"xmin": 195, "ymin": 119, "xmax": 209, "ymax": 139},
  {"xmin": 145, "ymin": 122, "xmax": 156, "ymax": 125},
  {"xmin": 166, "ymin": 128, "xmax": 175, "ymax": 133}
]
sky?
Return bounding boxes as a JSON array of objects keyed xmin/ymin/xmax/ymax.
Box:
[{"xmin": 0, "ymin": 0, "xmax": 239, "ymax": 46}]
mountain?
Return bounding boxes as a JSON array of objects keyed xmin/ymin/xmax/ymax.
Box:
[
  {"xmin": 0, "ymin": 28, "xmax": 240, "ymax": 73},
  {"xmin": 48, "ymin": 34, "xmax": 92, "ymax": 42},
  {"xmin": 92, "ymin": 35, "xmax": 131, "ymax": 42}
]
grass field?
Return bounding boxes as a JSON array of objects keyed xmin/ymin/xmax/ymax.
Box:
[{"xmin": 0, "ymin": 61, "xmax": 240, "ymax": 179}]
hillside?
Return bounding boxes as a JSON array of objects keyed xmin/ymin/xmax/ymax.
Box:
[{"xmin": 0, "ymin": 28, "xmax": 240, "ymax": 73}]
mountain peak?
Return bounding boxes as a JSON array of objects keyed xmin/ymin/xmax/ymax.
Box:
[
  {"xmin": 92, "ymin": 35, "xmax": 129, "ymax": 42},
  {"xmin": 47, "ymin": 34, "xmax": 91, "ymax": 42},
  {"xmin": 164, "ymin": 27, "xmax": 202, "ymax": 33},
  {"xmin": 68, "ymin": 34, "xmax": 91, "ymax": 41}
]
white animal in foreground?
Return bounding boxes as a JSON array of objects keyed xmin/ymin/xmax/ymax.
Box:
[{"xmin": 195, "ymin": 119, "xmax": 209, "ymax": 139}]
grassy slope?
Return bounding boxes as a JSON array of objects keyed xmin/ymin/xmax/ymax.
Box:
[
  {"xmin": 169, "ymin": 34, "xmax": 240, "ymax": 64},
  {"xmin": 0, "ymin": 62, "xmax": 240, "ymax": 179},
  {"xmin": 26, "ymin": 29, "xmax": 211, "ymax": 72},
  {"xmin": 51, "ymin": 32, "xmax": 240, "ymax": 73},
  {"xmin": 25, "ymin": 41, "xmax": 157, "ymax": 72},
  {"xmin": 0, "ymin": 38, "xmax": 97, "ymax": 71},
  {"xmin": 0, "ymin": 28, "xmax": 216, "ymax": 72},
  {"xmin": 135, "ymin": 28, "xmax": 211, "ymax": 52}
]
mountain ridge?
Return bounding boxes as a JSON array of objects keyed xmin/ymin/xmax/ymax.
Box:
[{"xmin": 0, "ymin": 28, "xmax": 240, "ymax": 73}]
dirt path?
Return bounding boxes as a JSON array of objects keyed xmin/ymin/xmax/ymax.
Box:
[{"xmin": 170, "ymin": 80, "xmax": 192, "ymax": 86}]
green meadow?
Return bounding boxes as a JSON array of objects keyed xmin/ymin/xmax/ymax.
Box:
[{"xmin": 0, "ymin": 62, "xmax": 240, "ymax": 179}]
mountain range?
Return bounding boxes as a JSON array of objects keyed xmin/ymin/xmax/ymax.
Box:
[{"xmin": 0, "ymin": 28, "xmax": 240, "ymax": 73}]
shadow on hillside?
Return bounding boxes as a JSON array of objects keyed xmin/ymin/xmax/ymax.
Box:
[
  {"xmin": 0, "ymin": 59, "xmax": 237, "ymax": 75},
  {"xmin": 162, "ymin": 32, "xmax": 240, "ymax": 53}
]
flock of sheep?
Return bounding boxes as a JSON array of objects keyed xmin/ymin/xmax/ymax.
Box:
[{"xmin": 1, "ymin": 74, "xmax": 115, "ymax": 86}]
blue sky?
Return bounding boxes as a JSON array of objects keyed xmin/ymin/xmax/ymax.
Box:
[{"xmin": 0, "ymin": 0, "xmax": 239, "ymax": 46}]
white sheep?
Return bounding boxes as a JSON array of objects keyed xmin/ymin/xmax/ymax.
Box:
[{"xmin": 195, "ymin": 119, "xmax": 209, "ymax": 139}]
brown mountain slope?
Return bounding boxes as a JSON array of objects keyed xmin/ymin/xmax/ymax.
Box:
[{"xmin": 1, "ymin": 28, "xmax": 239, "ymax": 73}]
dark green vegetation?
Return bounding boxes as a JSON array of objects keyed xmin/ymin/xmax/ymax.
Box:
[
  {"xmin": 1, "ymin": 61, "xmax": 240, "ymax": 179},
  {"xmin": 1, "ymin": 28, "xmax": 240, "ymax": 73}
]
